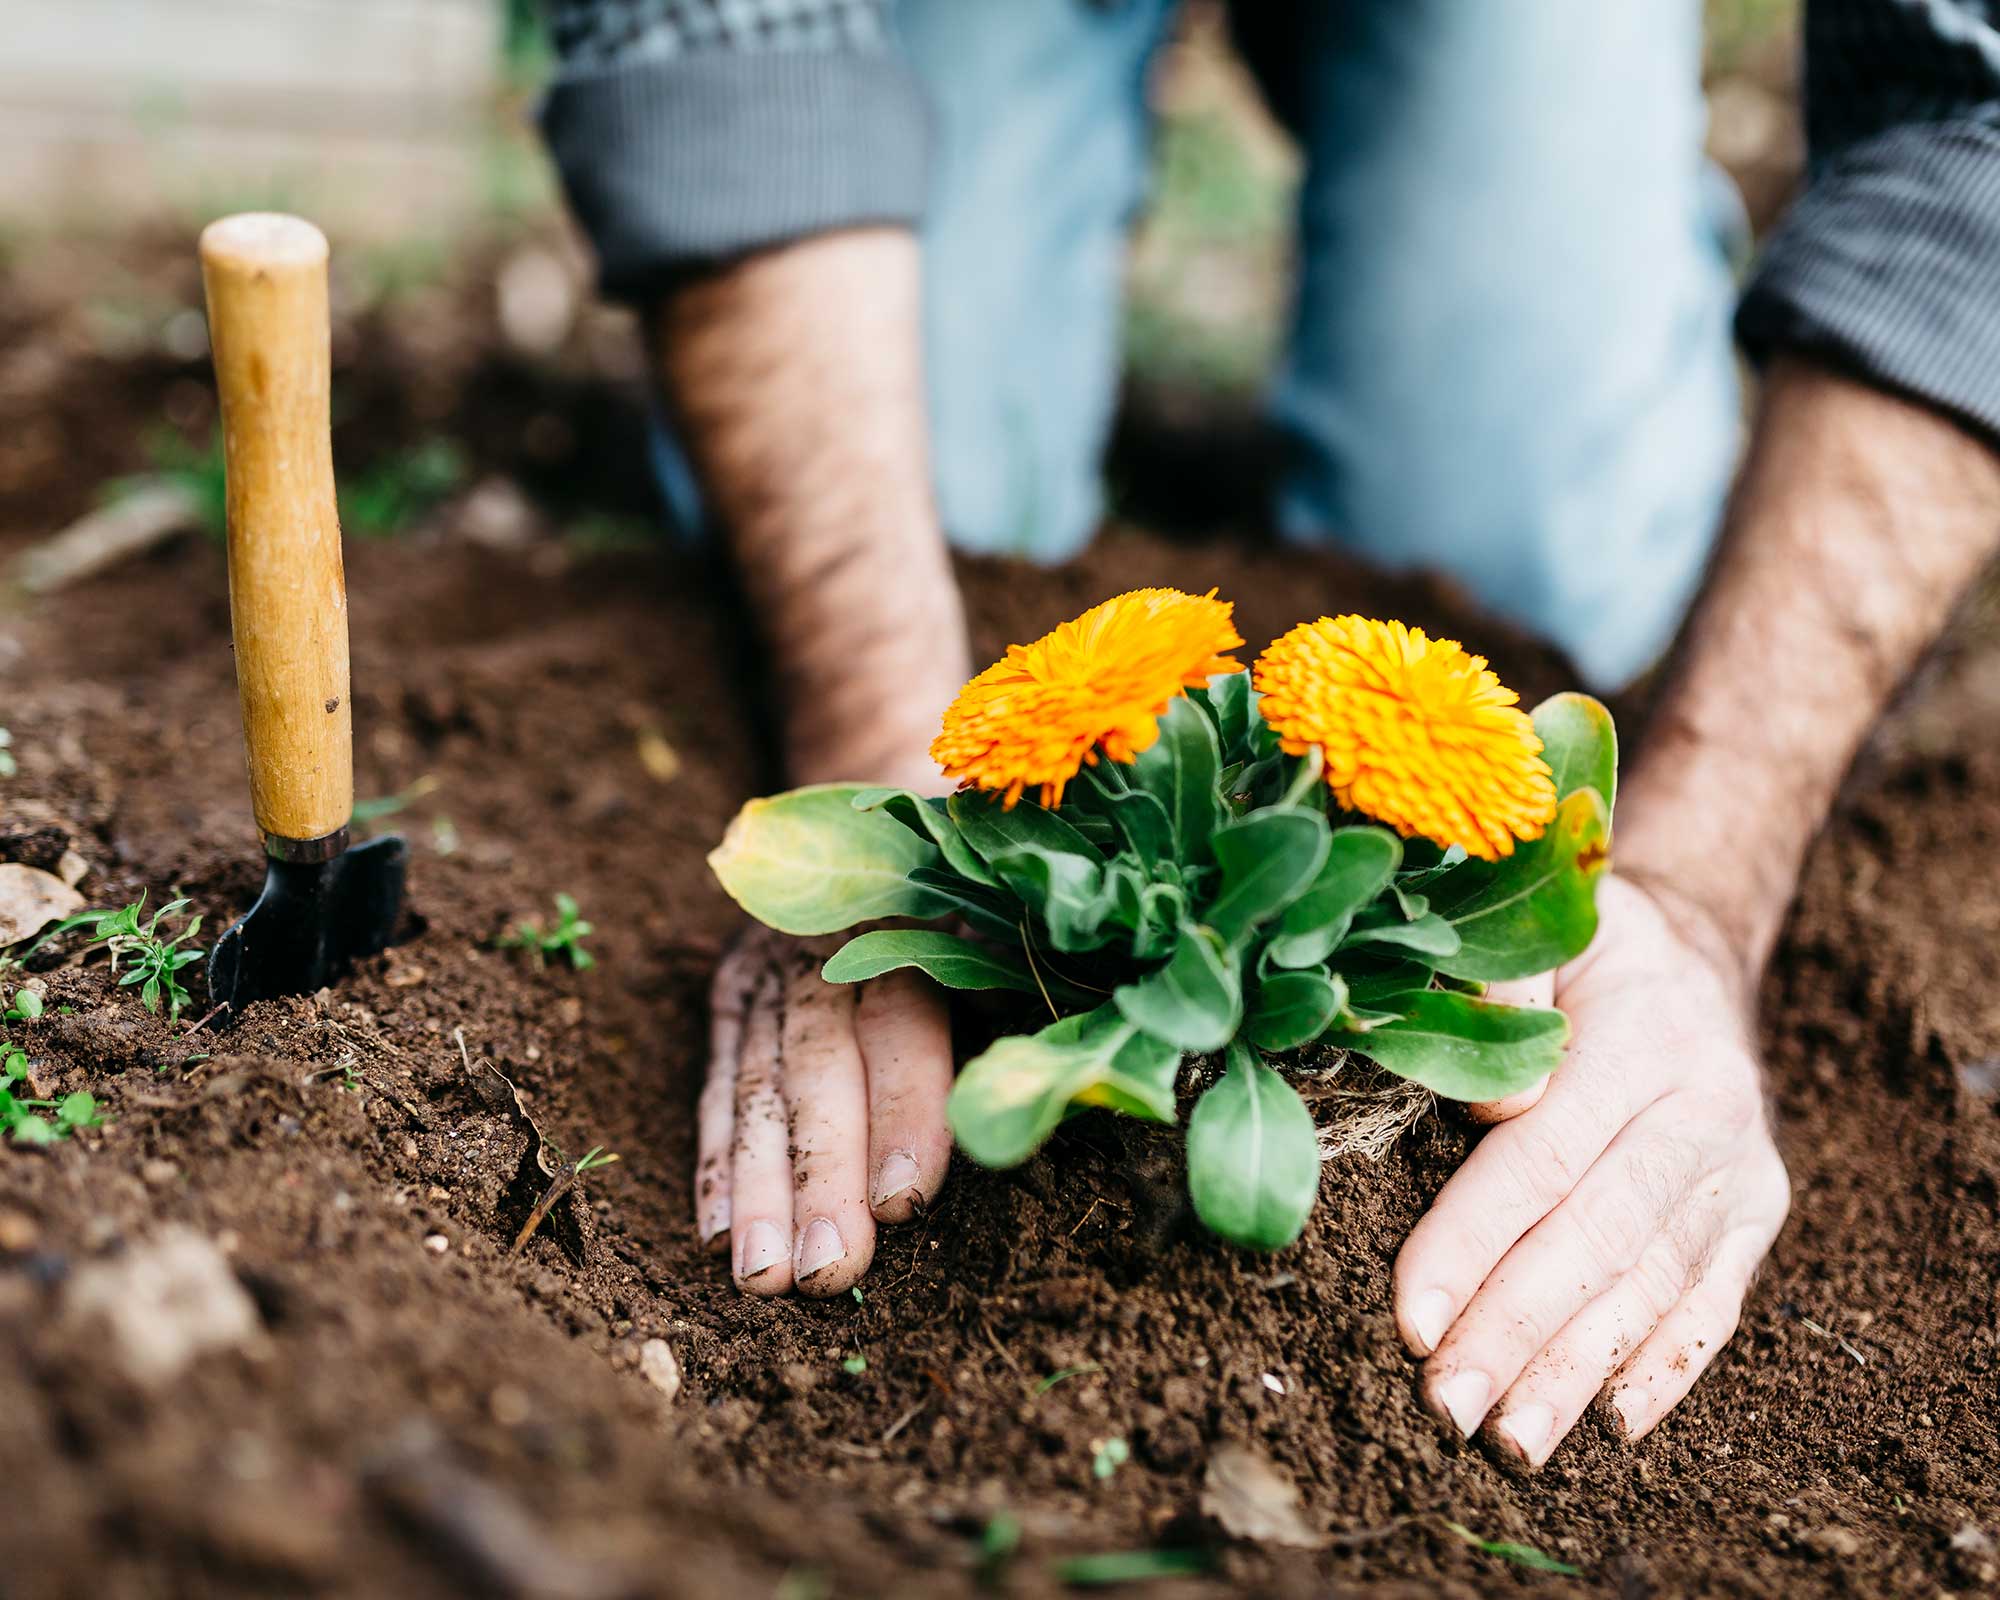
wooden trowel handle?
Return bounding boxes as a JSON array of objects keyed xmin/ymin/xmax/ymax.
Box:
[{"xmin": 200, "ymin": 213, "xmax": 353, "ymax": 858}]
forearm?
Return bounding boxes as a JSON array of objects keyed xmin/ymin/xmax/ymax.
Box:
[
  {"xmin": 652, "ymin": 228, "xmax": 970, "ymax": 788},
  {"xmin": 1617, "ymin": 359, "xmax": 2000, "ymax": 986}
]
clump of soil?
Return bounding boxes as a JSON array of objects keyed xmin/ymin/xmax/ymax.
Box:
[{"xmin": 3, "ymin": 241, "xmax": 1998, "ymax": 1599}]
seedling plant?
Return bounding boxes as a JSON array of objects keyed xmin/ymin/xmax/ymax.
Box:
[
  {"xmin": 78, "ymin": 895, "xmax": 206, "ymax": 1020},
  {"xmin": 498, "ymin": 893, "xmax": 596, "ymax": 970},
  {"xmin": 713, "ymin": 589, "xmax": 1615, "ymax": 1251}
]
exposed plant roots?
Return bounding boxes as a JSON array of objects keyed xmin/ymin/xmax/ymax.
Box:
[{"xmin": 1295, "ymin": 1048, "xmax": 1436, "ymax": 1163}]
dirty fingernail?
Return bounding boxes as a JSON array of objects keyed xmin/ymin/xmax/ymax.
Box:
[
  {"xmin": 1408, "ymin": 1289, "xmax": 1453, "ymax": 1355},
  {"xmin": 736, "ymin": 1220, "xmax": 786, "ymax": 1279},
  {"xmin": 874, "ymin": 1151, "xmax": 922, "ymax": 1209},
  {"xmin": 1609, "ymin": 1384, "xmax": 1643, "ymax": 1438},
  {"xmin": 700, "ymin": 1197, "xmax": 730, "ymax": 1250},
  {"xmin": 1434, "ymin": 1370, "xmax": 1492, "ymax": 1437},
  {"xmin": 1496, "ymin": 1402, "xmax": 1555, "ymax": 1464},
  {"xmin": 796, "ymin": 1216, "xmax": 845, "ymax": 1280}
]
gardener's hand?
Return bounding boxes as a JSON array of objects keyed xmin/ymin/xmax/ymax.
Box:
[
  {"xmin": 1392, "ymin": 873, "xmax": 1790, "ymax": 1467},
  {"xmin": 698, "ymin": 923, "xmax": 954, "ymax": 1297}
]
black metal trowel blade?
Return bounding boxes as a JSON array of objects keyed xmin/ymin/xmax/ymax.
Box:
[{"xmin": 207, "ymin": 833, "xmax": 407, "ymax": 1016}]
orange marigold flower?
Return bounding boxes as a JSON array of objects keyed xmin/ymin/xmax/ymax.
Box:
[
  {"xmin": 1253, "ymin": 615, "xmax": 1556, "ymax": 861},
  {"xmin": 932, "ymin": 587, "xmax": 1245, "ymax": 809}
]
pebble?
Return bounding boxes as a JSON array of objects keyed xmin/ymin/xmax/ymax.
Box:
[
  {"xmin": 638, "ymin": 1338, "xmax": 681, "ymax": 1403},
  {"xmin": 140, "ymin": 1158, "xmax": 180, "ymax": 1187},
  {"xmin": 61, "ymin": 1226, "xmax": 261, "ymax": 1387},
  {"xmin": 1804, "ymin": 1526, "xmax": 1863, "ymax": 1559},
  {"xmin": 0, "ymin": 1210, "xmax": 38, "ymax": 1253},
  {"xmin": 423, "ymin": 1234, "xmax": 450, "ymax": 1254}
]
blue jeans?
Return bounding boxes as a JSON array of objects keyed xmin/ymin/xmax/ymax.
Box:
[{"xmin": 660, "ymin": 0, "xmax": 1744, "ymax": 689}]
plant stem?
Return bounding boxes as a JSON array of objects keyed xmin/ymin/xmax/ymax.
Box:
[{"xmin": 1278, "ymin": 746, "xmax": 1325, "ymax": 810}]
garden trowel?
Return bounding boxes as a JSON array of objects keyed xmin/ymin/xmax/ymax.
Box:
[{"xmin": 199, "ymin": 213, "xmax": 406, "ymax": 1015}]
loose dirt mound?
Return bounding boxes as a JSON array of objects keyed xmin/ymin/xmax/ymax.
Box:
[{"xmin": 3, "ymin": 509, "xmax": 1997, "ymax": 1598}]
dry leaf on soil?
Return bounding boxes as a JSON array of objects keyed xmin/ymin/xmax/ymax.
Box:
[
  {"xmin": 1200, "ymin": 1443, "xmax": 1327, "ymax": 1549},
  {"xmin": 0, "ymin": 861, "xmax": 84, "ymax": 946}
]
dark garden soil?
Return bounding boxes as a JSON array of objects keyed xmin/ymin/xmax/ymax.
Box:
[{"xmin": 3, "ymin": 236, "xmax": 1998, "ymax": 1600}]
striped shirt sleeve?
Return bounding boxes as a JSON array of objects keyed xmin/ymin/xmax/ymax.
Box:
[
  {"xmin": 538, "ymin": 0, "xmax": 928, "ymax": 299},
  {"xmin": 1736, "ymin": 0, "xmax": 2000, "ymax": 440}
]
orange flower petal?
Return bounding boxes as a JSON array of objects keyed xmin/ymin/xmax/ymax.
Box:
[
  {"xmin": 932, "ymin": 588, "xmax": 1244, "ymax": 808},
  {"xmin": 1252, "ymin": 615, "xmax": 1555, "ymax": 860}
]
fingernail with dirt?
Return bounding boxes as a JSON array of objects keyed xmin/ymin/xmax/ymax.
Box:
[
  {"xmin": 737, "ymin": 1220, "xmax": 786, "ymax": 1279},
  {"xmin": 796, "ymin": 1217, "xmax": 845, "ymax": 1281},
  {"xmin": 873, "ymin": 1151, "xmax": 921, "ymax": 1210},
  {"xmin": 1407, "ymin": 1288, "xmax": 1452, "ymax": 1355},
  {"xmin": 1609, "ymin": 1384, "xmax": 1643, "ymax": 1439},
  {"xmin": 701, "ymin": 1197, "xmax": 730, "ymax": 1251},
  {"xmin": 1495, "ymin": 1402, "xmax": 1554, "ymax": 1465},
  {"xmin": 1434, "ymin": 1370, "xmax": 1491, "ymax": 1437}
]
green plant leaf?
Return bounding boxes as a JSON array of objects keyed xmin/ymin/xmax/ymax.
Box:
[
  {"xmin": 1053, "ymin": 1549, "xmax": 1216, "ymax": 1587},
  {"xmin": 1250, "ymin": 969, "xmax": 1347, "ymax": 1051},
  {"xmin": 9, "ymin": 1113, "xmax": 58, "ymax": 1145},
  {"xmin": 906, "ymin": 868, "xmax": 1028, "ymax": 946},
  {"xmin": 1339, "ymin": 959, "xmax": 1435, "ymax": 1011},
  {"xmin": 1341, "ymin": 907, "xmax": 1462, "ymax": 958},
  {"xmin": 1195, "ymin": 670, "xmax": 1255, "ymax": 760},
  {"xmin": 822, "ymin": 929, "xmax": 1038, "ymax": 993},
  {"xmin": 851, "ymin": 787, "xmax": 999, "ymax": 888},
  {"xmin": 1442, "ymin": 1521, "xmax": 1582, "ymax": 1576},
  {"xmin": 1113, "ymin": 925, "xmax": 1242, "ymax": 1051},
  {"xmin": 709, "ymin": 784, "xmax": 954, "ymax": 936},
  {"xmin": 1266, "ymin": 827, "xmax": 1403, "ymax": 968},
  {"xmin": 948, "ymin": 1006, "xmax": 1181, "ymax": 1168},
  {"xmin": 1532, "ymin": 692, "xmax": 1617, "ymax": 812},
  {"xmin": 55, "ymin": 1091, "xmax": 96, "ymax": 1129},
  {"xmin": 1091, "ymin": 783, "xmax": 1176, "ymax": 865},
  {"xmin": 1428, "ymin": 788, "xmax": 1610, "ymax": 982},
  {"xmin": 949, "ymin": 789, "xmax": 1102, "ymax": 867},
  {"xmin": 1186, "ymin": 1043, "xmax": 1320, "ymax": 1250},
  {"xmin": 1128, "ymin": 696, "xmax": 1224, "ymax": 858},
  {"xmin": 1339, "ymin": 991, "xmax": 1567, "ymax": 1101},
  {"xmin": 986, "ymin": 846, "xmax": 1118, "ymax": 953},
  {"xmin": 1204, "ymin": 808, "xmax": 1331, "ymax": 944}
]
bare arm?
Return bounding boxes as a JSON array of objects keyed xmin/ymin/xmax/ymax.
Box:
[
  {"xmin": 653, "ymin": 226, "xmax": 970, "ymax": 788},
  {"xmin": 1619, "ymin": 358, "xmax": 2000, "ymax": 980},
  {"xmin": 653, "ymin": 228, "xmax": 967, "ymax": 1298},
  {"xmin": 1397, "ymin": 358, "xmax": 2000, "ymax": 1467}
]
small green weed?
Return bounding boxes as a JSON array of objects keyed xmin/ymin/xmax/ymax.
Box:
[
  {"xmin": 1089, "ymin": 1436, "xmax": 1130, "ymax": 1482},
  {"xmin": 498, "ymin": 894, "xmax": 595, "ymax": 971},
  {"xmin": 71, "ymin": 895, "xmax": 207, "ymax": 1020},
  {"xmin": 3, "ymin": 987, "xmax": 42, "ymax": 1023},
  {"xmin": 0, "ymin": 727, "xmax": 15, "ymax": 779},
  {"xmin": 976, "ymin": 1512, "xmax": 1021, "ymax": 1586},
  {"xmin": 1442, "ymin": 1520, "xmax": 1581, "ymax": 1576},
  {"xmin": 841, "ymin": 1354, "xmax": 868, "ymax": 1376},
  {"xmin": 338, "ymin": 441, "xmax": 466, "ymax": 537},
  {"xmin": 106, "ymin": 428, "xmax": 229, "ymax": 540},
  {"xmin": 1, "ymin": 1037, "xmax": 101, "ymax": 1146},
  {"xmin": 1053, "ymin": 1548, "xmax": 1213, "ymax": 1586}
]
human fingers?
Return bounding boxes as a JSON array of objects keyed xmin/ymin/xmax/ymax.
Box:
[
  {"xmin": 855, "ymin": 969, "xmax": 954, "ymax": 1224},
  {"xmin": 1609, "ymin": 1179, "xmax": 1787, "ymax": 1441},
  {"xmin": 1393, "ymin": 1061, "xmax": 1647, "ymax": 1358},
  {"xmin": 1483, "ymin": 1234, "xmax": 1689, "ymax": 1469},
  {"xmin": 780, "ymin": 951, "xmax": 877, "ymax": 1296},
  {"xmin": 697, "ymin": 937, "xmax": 763, "ymax": 1250},
  {"xmin": 1465, "ymin": 970, "xmax": 1557, "ymax": 1125},
  {"xmin": 729, "ymin": 965, "xmax": 795, "ymax": 1295},
  {"xmin": 1419, "ymin": 1119, "xmax": 1713, "ymax": 1438}
]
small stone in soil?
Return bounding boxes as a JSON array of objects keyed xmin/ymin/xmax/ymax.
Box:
[
  {"xmin": 424, "ymin": 1234, "xmax": 450, "ymax": 1254},
  {"xmin": 61, "ymin": 1226, "xmax": 261, "ymax": 1387},
  {"xmin": 638, "ymin": 1338, "xmax": 681, "ymax": 1403}
]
